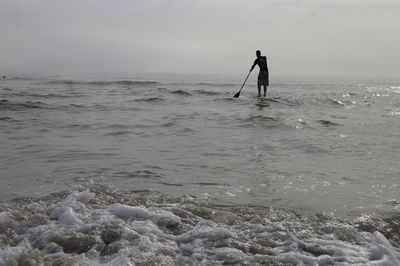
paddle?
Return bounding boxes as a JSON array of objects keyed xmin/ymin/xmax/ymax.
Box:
[{"xmin": 233, "ymin": 70, "xmax": 252, "ymax": 98}]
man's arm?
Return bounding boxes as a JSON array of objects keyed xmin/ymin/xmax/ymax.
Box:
[{"xmin": 250, "ymin": 59, "xmax": 257, "ymax": 71}]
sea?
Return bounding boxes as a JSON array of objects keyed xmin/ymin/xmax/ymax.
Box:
[{"xmin": 0, "ymin": 72, "xmax": 399, "ymax": 265}]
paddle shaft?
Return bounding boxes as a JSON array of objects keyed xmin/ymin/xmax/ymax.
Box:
[
  {"xmin": 239, "ymin": 71, "xmax": 252, "ymax": 93},
  {"xmin": 234, "ymin": 70, "xmax": 252, "ymax": 97}
]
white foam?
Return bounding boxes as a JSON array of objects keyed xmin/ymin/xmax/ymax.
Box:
[
  {"xmin": 49, "ymin": 206, "xmax": 82, "ymax": 225},
  {"xmin": 175, "ymin": 222, "xmax": 233, "ymax": 243},
  {"xmin": 150, "ymin": 209, "xmax": 181, "ymax": 228},
  {"xmin": 1, "ymin": 186, "xmax": 400, "ymax": 265},
  {"xmin": 68, "ymin": 189, "xmax": 95, "ymax": 203},
  {"xmin": 58, "ymin": 207, "xmax": 82, "ymax": 225},
  {"xmin": 370, "ymin": 231, "xmax": 400, "ymax": 264},
  {"xmin": 108, "ymin": 204, "xmax": 150, "ymax": 221},
  {"xmin": 213, "ymin": 247, "xmax": 246, "ymax": 264},
  {"xmin": 108, "ymin": 203, "xmax": 181, "ymax": 229}
]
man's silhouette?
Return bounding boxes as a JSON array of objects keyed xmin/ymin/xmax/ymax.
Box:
[{"xmin": 250, "ymin": 50, "xmax": 269, "ymax": 97}]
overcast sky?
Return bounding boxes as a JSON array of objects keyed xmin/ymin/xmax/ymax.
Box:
[{"xmin": 1, "ymin": 0, "xmax": 399, "ymax": 77}]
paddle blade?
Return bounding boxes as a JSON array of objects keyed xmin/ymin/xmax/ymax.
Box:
[{"xmin": 233, "ymin": 91, "xmax": 240, "ymax": 98}]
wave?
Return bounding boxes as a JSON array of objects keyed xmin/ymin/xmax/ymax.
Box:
[
  {"xmin": 114, "ymin": 170, "xmax": 163, "ymax": 179},
  {"xmin": 317, "ymin": 120, "xmax": 341, "ymax": 126},
  {"xmin": 0, "ymin": 99, "xmax": 53, "ymax": 111},
  {"xmin": 1, "ymin": 92, "xmax": 83, "ymax": 99},
  {"xmin": 221, "ymin": 96, "xmax": 350, "ymax": 108},
  {"xmin": 0, "ymin": 116, "xmax": 12, "ymax": 121},
  {"xmin": 169, "ymin": 82, "xmax": 236, "ymax": 87},
  {"xmin": 0, "ymin": 183, "xmax": 399, "ymax": 265},
  {"xmin": 42, "ymin": 79, "xmax": 238, "ymax": 88},
  {"xmin": 61, "ymin": 123, "xmax": 92, "ymax": 130},
  {"xmin": 306, "ymin": 97, "xmax": 350, "ymax": 107},
  {"xmin": 171, "ymin": 90, "xmax": 192, "ymax": 96},
  {"xmin": 58, "ymin": 103, "xmax": 110, "ymax": 111},
  {"xmin": 239, "ymin": 115, "xmax": 286, "ymax": 128},
  {"xmin": 195, "ymin": 90, "xmax": 223, "ymax": 96},
  {"xmin": 67, "ymin": 103, "xmax": 85, "ymax": 108},
  {"xmin": 103, "ymin": 130, "xmax": 134, "ymax": 136},
  {"xmin": 134, "ymin": 97, "xmax": 165, "ymax": 103},
  {"xmin": 195, "ymin": 82, "xmax": 236, "ymax": 87},
  {"xmin": 6, "ymin": 76, "xmax": 36, "ymax": 81},
  {"xmin": 162, "ymin": 88, "xmax": 226, "ymax": 98},
  {"xmin": 268, "ymin": 97, "xmax": 302, "ymax": 106},
  {"xmin": 46, "ymin": 80, "xmax": 160, "ymax": 87}
]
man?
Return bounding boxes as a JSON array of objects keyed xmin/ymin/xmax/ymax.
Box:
[{"xmin": 250, "ymin": 50, "xmax": 269, "ymax": 97}]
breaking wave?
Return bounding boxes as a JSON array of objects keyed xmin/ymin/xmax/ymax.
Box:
[{"xmin": 0, "ymin": 183, "xmax": 399, "ymax": 265}]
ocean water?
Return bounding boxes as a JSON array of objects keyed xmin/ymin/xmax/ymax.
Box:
[{"xmin": 0, "ymin": 72, "xmax": 399, "ymax": 265}]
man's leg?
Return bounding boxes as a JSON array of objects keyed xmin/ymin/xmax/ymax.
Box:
[
  {"xmin": 263, "ymin": 86, "xmax": 268, "ymax": 97},
  {"xmin": 258, "ymin": 84, "xmax": 261, "ymax": 97}
]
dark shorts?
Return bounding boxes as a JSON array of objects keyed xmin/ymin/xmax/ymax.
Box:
[{"xmin": 258, "ymin": 70, "xmax": 269, "ymax": 87}]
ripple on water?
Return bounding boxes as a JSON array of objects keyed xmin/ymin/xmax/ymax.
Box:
[{"xmin": 239, "ymin": 115, "xmax": 286, "ymax": 129}]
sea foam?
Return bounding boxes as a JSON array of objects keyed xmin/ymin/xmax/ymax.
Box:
[{"xmin": 0, "ymin": 183, "xmax": 399, "ymax": 265}]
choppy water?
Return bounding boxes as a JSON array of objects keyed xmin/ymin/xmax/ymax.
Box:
[{"xmin": 0, "ymin": 73, "xmax": 399, "ymax": 265}]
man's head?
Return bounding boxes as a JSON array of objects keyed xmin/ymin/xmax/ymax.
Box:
[{"xmin": 256, "ymin": 50, "xmax": 261, "ymax": 57}]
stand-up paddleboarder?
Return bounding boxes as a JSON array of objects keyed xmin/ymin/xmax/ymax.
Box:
[{"xmin": 250, "ymin": 50, "xmax": 269, "ymax": 97}]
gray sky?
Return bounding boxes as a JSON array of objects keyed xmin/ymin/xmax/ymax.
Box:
[{"xmin": 1, "ymin": 0, "xmax": 399, "ymax": 77}]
